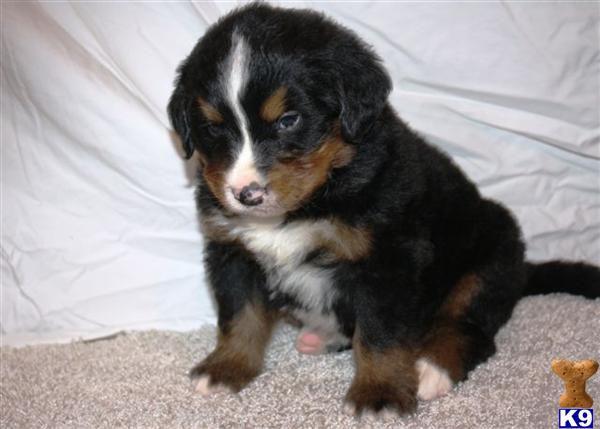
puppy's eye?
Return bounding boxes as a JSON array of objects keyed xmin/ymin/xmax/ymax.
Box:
[
  {"xmin": 276, "ymin": 111, "xmax": 301, "ymax": 131},
  {"xmin": 207, "ymin": 122, "xmax": 223, "ymax": 130},
  {"xmin": 203, "ymin": 121, "xmax": 224, "ymax": 133}
]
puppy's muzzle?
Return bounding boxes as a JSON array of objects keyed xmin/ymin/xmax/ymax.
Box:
[{"xmin": 233, "ymin": 181, "xmax": 266, "ymax": 206}]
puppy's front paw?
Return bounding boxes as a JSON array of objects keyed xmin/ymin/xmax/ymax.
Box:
[
  {"xmin": 193, "ymin": 374, "xmax": 231, "ymax": 396},
  {"xmin": 344, "ymin": 380, "xmax": 417, "ymax": 417},
  {"xmin": 190, "ymin": 351, "xmax": 260, "ymax": 395}
]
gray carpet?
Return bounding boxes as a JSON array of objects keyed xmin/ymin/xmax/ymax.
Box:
[{"xmin": 2, "ymin": 295, "xmax": 599, "ymax": 429}]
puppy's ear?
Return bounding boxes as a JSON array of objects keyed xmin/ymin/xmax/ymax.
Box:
[
  {"xmin": 167, "ymin": 85, "xmax": 195, "ymax": 159},
  {"xmin": 334, "ymin": 47, "xmax": 392, "ymax": 142}
]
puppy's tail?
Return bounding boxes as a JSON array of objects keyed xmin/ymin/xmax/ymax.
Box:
[{"xmin": 524, "ymin": 261, "xmax": 600, "ymax": 298}]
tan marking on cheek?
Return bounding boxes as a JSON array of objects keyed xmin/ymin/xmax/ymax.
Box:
[
  {"xmin": 331, "ymin": 144, "xmax": 356, "ymax": 168},
  {"xmin": 267, "ymin": 156, "xmax": 325, "ymax": 210},
  {"xmin": 197, "ymin": 97, "xmax": 224, "ymax": 124},
  {"xmin": 267, "ymin": 125, "xmax": 356, "ymax": 210},
  {"xmin": 202, "ymin": 162, "xmax": 229, "ymax": 209},
  {"xmin": 260, "ymin": 86, "xmax": 287, "ymax": 122}
]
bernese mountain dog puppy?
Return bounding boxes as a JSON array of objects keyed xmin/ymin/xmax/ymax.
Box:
[{"xmin": 168, "ymin": 3, "xmax": 600, "ymax": 416}]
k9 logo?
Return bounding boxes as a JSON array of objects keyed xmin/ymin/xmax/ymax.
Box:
[{"xmin": 558, "ymin": 409, "xmax": 594, "ymax": 428}]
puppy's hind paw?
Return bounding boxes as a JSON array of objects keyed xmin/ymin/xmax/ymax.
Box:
[
  {"xmin": 344, "ymin": 403, "xmax": 398, "ymax": 420},
  {"xmin": 416, "ymin": 358, "xmax": 453, "ymax": 401}
]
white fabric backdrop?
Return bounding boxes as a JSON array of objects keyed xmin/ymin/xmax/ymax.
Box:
[{"xmin": 2, "ymin": 1, "xmax": 598, "ymax": 346}]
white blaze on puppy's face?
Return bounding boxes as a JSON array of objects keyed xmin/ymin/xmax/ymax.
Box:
[{"xmin": 221, "ymin": 34, "xmax": 263, "ymax": 210}]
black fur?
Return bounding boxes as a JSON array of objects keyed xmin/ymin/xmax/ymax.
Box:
[
  {"xmin": 525, "ymin": 261, "xmax": 600, "ymax": 298},
  {"xmin": 168, "ymin": 3, "xmax": 600, "ymax": 416}
]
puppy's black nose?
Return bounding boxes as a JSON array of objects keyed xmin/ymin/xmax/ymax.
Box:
[{"xmin": 235, "ymin": 181, "xmax": 265, "ymax": 206}]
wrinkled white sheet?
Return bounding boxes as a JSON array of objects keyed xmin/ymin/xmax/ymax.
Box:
[{"xmin": 2, "ymin": 2, "xmax": 598, "ymax": 346}]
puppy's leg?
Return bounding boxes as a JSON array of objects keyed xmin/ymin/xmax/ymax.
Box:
[
  {"xmin": 191, "ymin": 241, "xmax": 278, "ymax": 395},
  {"xmin": 415, "ymin": 200, "xmax": 526, "ymax": 401},
  {"xmin": 192, "ymin": 302, "xmax": 277, "ymax": 395},
  {"xmin": 416, "ymin": 319, "xmax": 495, "ymax": 400},
  {"xmin": 345, "ymin": 329, "xmax": 418, "ymax": 416},
  {"xmin": 417, "ymin": 231, "xmax": 524, "ymax": 401},
  {"xmin": 416, "ymin": 273, "xmax": 486, "ymax": 400}
]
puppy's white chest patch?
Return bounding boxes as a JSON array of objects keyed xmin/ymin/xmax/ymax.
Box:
[
  {"xmin": 236, "ymin": 220, "xmax": 316, "ymax": 266},
  {"xmin": 217, "ymin": 215, "xmax": 338, "ymax": 310}
]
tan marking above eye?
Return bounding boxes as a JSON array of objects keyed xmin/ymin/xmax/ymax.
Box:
[
  {"xmin": 260, "ymin": 86, "xmax": 287, "ymax": 122},
  {"xmin": 197, "ymin": 96, "xmax": 224, "ymax": 124}
]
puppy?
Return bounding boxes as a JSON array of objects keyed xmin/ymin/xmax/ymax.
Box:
[{"xmin": 168, "ymin": 3, "xmax": 600, "ymax": 416}]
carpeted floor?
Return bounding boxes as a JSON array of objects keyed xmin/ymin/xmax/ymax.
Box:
[{"xmin": 1, "ymin": 294, "xmax": 599, "ymax": 429}]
